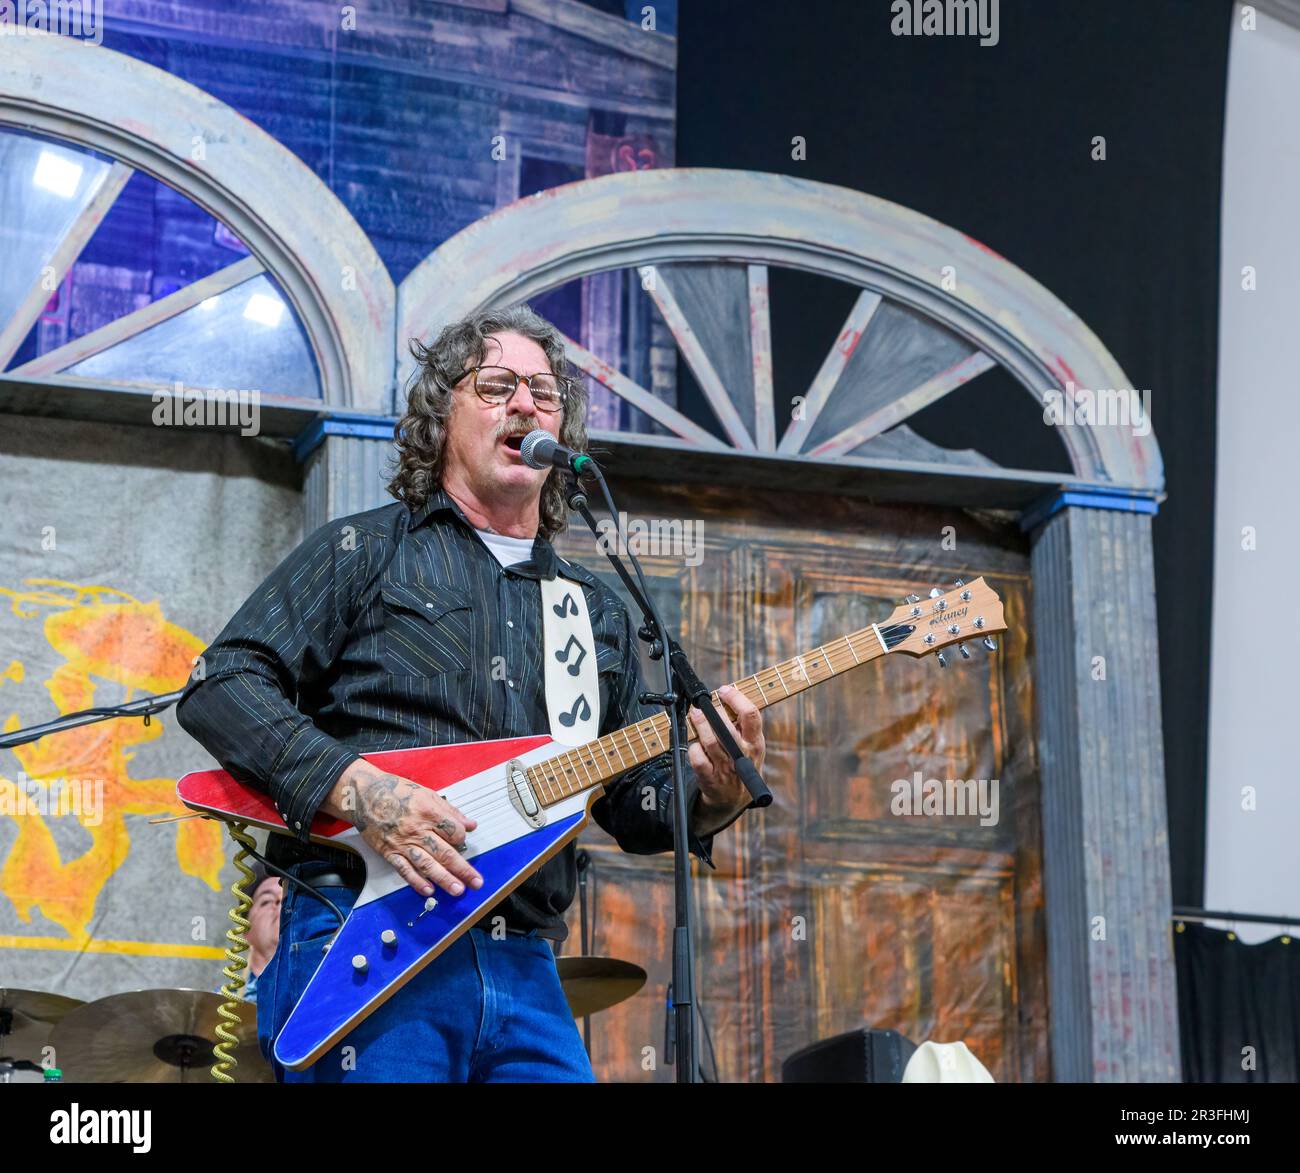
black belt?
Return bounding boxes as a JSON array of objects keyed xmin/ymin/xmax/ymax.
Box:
[{"xmin": 302, "ymin": 870, "xmax": 362, "ymax": 890}]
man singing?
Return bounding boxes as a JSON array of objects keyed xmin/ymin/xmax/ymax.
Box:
[{"xmin": 176, "ymin": 305, "xmax": 764, "ymax": 1082}]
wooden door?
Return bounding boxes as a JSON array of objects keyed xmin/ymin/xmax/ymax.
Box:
[{"xmin": 553, "ymin": 480, "xmax": 1048, "ymax": 1083}]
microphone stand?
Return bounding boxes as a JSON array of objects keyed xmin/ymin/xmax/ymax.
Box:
[
  {"xmin": 563, "ymin": 465, "xmax": 771, "ymax": 1084},
  {"xmin": 576, "ymin": 847, "xmax": 593, "ymax": 1056}
]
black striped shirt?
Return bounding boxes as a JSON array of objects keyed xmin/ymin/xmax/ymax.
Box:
[{"xmin": 176, "ymin": 486, "xmax": 713, "ymax": 941}]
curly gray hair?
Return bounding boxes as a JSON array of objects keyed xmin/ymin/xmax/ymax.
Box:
[{"xmin": 388, "ymin": 305, "xmax": 588, "ymax": 540}]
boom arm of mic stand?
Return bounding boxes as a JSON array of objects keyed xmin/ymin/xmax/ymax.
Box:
[{"xmin": 0, "ymin": 688, "xmax": 186, "ymax": 750}]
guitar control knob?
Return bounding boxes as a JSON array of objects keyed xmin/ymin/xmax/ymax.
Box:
[
  {"xmin": 381, "ymin": 929, "xmax": 397, "ymax": 946},
  {"xmin": 983, "ymin": 636, "xmax": 997, "ymax": 652},
  {"xmin": 352, "ymin": 955, "xmax": 369, "ymax": 972}
]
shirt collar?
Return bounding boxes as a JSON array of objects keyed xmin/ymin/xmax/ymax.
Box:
[{"xmin": 410, "ymin": 485, "xmax": 591, "ymax": 585}]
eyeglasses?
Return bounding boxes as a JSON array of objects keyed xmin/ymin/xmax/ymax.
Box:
[{"xmin": 455, "ymin": 365, "xmax": 569, "ymax": 413}]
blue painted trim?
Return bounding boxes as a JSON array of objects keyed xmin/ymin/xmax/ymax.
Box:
[
  {"xmin": 1020, "ymin": 487, "xmax": 1160, "ymax": 534},
  {"xmin": 292, "ymin": 412, "xmax": 397, "ymax": 464}
]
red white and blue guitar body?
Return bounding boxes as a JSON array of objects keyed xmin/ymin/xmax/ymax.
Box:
[{"xmin": 178, "ymin": 734, "xmax": 598, "ymax": 1070}]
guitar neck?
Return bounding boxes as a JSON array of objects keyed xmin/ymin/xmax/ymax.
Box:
[{"xmin": 528, "ymin": 614, "xmax": 914, "ymax": 806}]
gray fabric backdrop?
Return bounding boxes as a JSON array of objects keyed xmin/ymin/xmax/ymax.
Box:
[{"xmin": 0, "ymin": 413, "xmax": 301, "ymax": 1003}]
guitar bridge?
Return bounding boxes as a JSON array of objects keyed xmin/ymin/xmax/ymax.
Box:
[{"xmin": 506, "ymin": 758, "xmax": 547, "ymax": 829}]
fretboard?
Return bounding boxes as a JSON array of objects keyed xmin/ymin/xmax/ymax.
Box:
[{"xmin": 526, "ymin": 616, "xmax": 914, "ymax": 806}]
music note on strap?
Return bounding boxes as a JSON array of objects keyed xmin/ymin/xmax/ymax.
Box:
[
  {"xmin": 552, "ymin": 593, "xmax": 579, "ymax": 618},
  {"xmin": 555, "ymin": 633, "xmax": 587, "ymax": 677},
  {"xmin": 557, "ymin": 693, "xmax": 591, "ymax": 728}
]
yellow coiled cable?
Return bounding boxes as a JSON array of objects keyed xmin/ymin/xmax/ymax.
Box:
[{"xmin": 210, "ymin": 820, "xmax": 257, "ymax": 1083}]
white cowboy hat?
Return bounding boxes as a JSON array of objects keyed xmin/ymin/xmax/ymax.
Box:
[{"xmin": 902, "ymin": 1040, "xmax": 995, "ymax": 1083}]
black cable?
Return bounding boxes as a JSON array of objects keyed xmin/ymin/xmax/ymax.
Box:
[
  {"xmin": 696, "ymin": 997, "xmax": 722, "ymax": 1083},
  {"xmin": 589, "ymin": 852, "xmax": 599, "ymax": 955},
  {"xmin": 237, "ymin": 837, "xmax": 346, "ymax": 927}
]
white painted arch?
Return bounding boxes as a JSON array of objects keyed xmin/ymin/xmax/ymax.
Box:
[
  {"xmin": 398, "ymin": 168, "xmax": 1163, "ymax": 490},
  {"xmin": 0, "ymin": 34, "xmax": 394, "ymax": 411}
]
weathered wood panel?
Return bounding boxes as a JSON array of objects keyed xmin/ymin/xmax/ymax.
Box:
[{"xmin": 552, "ymin": 479, "xmax": 1048, "ymax": 1082}]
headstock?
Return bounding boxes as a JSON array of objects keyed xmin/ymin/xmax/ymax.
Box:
[{"xmin": 881, "ymin": 577, "xmax": 1007, "ymax": 666}]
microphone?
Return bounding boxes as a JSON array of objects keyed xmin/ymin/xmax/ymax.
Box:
[{"xmin": 519, "ymin": 429, "xmax": 596, "ymax": 476}]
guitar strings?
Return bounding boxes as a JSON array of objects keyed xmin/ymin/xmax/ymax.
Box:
[
  {"xmin": 343, "ymin": 601, "xmax": 988, "ymax": 848},
  {"xmin": 444, "ymin": 608, "xmax": 974, "ymax": 827},
  {"xmin": 457, "ymin": 633, "xmax": 876, "ymax": 823},
  {"xmin": 433, "ymin": 626, "xmax": 894, "ymax": 828}
]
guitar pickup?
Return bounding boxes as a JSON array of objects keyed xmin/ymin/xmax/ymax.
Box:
[{"xmin": 506, "ymin": 758, "xmax": 547, "ymax": 829}]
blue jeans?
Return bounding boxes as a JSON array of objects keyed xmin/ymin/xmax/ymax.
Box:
[{"xmin": 256, "ymin": 864, "xmax": 595, "ymax": 1083}]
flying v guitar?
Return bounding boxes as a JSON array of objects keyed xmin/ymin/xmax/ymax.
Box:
[{"xmin": 177, "ymin": 577, "xmax": 1007, "ymax": 1069}]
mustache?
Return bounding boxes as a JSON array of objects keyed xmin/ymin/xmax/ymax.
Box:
[{"xmin": 498, "ymin": 419, "xmax": 541, "ymax": 440}]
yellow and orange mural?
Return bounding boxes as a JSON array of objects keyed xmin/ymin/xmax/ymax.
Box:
[{"xmin": 0, "ymin": 579, "xmax": 224, "ymax": 958}]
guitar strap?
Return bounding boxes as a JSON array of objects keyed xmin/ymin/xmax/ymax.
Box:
[
  {"xmin": 540, "ymin": 571, "xmax": 600, "ymax": 745},
  {"xmin": 365, "ymin": 507, "xmax": 601, "ymax": 746}
]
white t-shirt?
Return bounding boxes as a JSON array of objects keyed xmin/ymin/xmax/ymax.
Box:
[{"xmin": 475, "ymin": 527, "xmax": 536, "ymax": 568}]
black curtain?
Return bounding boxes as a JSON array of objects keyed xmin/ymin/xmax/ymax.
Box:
[
  {"xmin": 1176, "ymin": 923, "xmax": 1300, "ymax": 1082},
  {"xmin": 677, "ymin": 0, "xmax": 1233, "ymax": 907}
]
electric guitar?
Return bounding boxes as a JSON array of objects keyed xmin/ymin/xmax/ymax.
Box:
[{"xmin": 177, "ymin": 577, "xmax": 1007, "ymax": 1069}]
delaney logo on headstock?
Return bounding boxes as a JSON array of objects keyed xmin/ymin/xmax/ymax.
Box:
[{"xmin": 882, "ymin": 577, "xmax": 1008, "ymax": 667}]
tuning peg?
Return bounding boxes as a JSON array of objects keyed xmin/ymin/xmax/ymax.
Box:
[
  {"xmin": 904, "ymin": 594, "xmax": 920, "ymax": 604},
  {"xmin": 958, "ymin": 643, "xmax": 971, "ymax": 660},
  {"xmin": 936, "ymin": 651, "xmax": 948, "ymax": 668},
  {"xmin": 954, "ymin": 577, "xmax": 965, "ymax": 587},
  {"xmin": 929, "ymin": 588, "xmax": 942, "ymax": 598},
  {"xmin": 982, "ymin": 636, "xmax": 997, "ymax": 652}
]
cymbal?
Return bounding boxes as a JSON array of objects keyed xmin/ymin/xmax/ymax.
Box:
[
  {"xmin": 555, "ymin": 956, "xmax": 647, "ymax": 1018},
  {"xmin": 0, "ymin": 988, "xmax": 85, "ymax": 1065},
  {"xmin": 49, "ymin": 989, "xmax": 272, "ymax": 1083}
]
